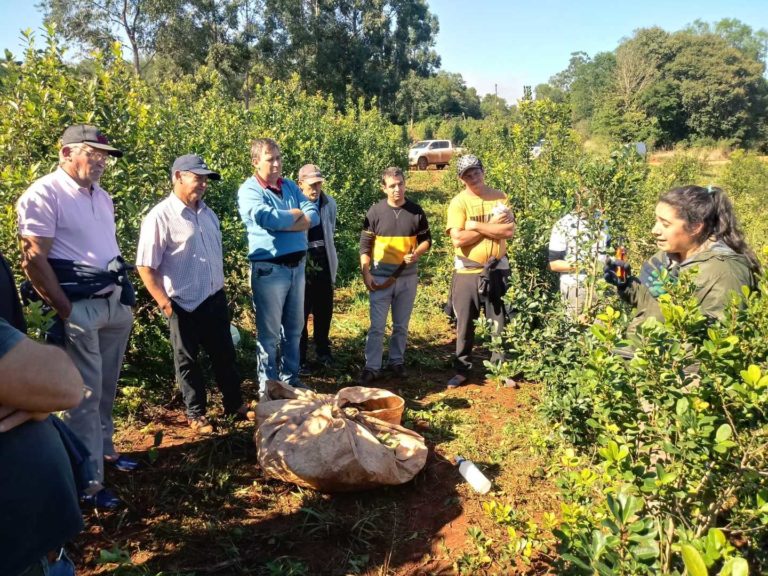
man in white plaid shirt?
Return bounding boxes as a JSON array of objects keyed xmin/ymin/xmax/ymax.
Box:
[{"xmin": 137, "ymin": 154, "xmax": 254, "ymax": 435}]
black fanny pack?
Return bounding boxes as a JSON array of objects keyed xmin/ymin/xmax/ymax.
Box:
[{"xmin": 478, "ymin": 257, "xmax": 510, "ymax": 302}]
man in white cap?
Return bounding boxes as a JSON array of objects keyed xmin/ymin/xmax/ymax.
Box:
[
  {"xmin": 297, "ymin": 164, "xmax": 338, "ymax": 373},
  {"xmin": 137, "ymin": 154, "xmax": 254, "ymax": 435},
  {"xmin": 17, "ymin": 124, "xmax": 135, "ymax": 509}
]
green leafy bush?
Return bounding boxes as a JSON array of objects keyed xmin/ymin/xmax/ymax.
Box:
[
  {"xmin": 550, "ymin": 269, "xmax": 768, "ymax": 574},
  {"xmin": 0, "ymin": 30, "xmax": 405, "ymax": 388}
]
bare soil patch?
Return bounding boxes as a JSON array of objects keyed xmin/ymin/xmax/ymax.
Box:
[{"xmin": 71, "ymin": 366, "xmax": 557, "ymax": 575}]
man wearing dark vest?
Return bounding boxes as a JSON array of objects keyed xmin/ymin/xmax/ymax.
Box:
[
  {"xmin": 16, "ymin": 124, "xmax": 135, "ymax": 508},
  {"xmin": 297, "ymin": 164, "xmax": 338, "ymax": 373}
]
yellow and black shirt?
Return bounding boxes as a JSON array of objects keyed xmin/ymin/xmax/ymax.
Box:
[{"xmin": 360, "ymin": 198, "xmax": 431, "ymax": 278}]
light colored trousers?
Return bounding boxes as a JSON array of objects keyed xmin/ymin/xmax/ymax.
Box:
[
  {"xmin": 60, "ymin": 288, "xmax": 133, "ymax": 484},
  {"xmin": 561, "ymin": 282, "xmax": 592, "ymax": 319},
  {"xmin": 364, "ymin": 273, "xmax": 418, "ymax": 372}
]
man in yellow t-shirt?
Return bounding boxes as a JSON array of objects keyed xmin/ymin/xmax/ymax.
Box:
[{"xmin": 445, "ymin": 155, "xmax": 515, "ymax": 388}]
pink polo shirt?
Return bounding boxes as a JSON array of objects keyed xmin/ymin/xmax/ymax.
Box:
[{"xmin": 16, "ymin": 167, "xmax": 121, "ymax": 269}]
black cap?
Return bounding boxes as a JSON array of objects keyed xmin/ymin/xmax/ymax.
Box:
[
  {"xmin": 60, "ymin": 124, "xmax": 123, "ymax": 157},
  {"xmin": 171, "ymin": 154, "xmax": 221, "ymax": 181}
]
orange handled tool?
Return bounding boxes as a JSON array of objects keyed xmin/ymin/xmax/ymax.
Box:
[{"xmin": 615, "ymin": 246, "xmax": 627, "ymax": 281}]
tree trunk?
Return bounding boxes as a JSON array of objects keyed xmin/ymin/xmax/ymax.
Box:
[{"xmin": 120, "ymin": 0, "xmax": 141, "ymax": 75}]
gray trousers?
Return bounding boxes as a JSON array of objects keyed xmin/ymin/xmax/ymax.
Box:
[
  {"xmin": 60, "ymin": 287, "xmax": 133, "ymax": 484},
  {"xmin": 364, "ymin": 273, "xmax": 418, "ymax": 372},
  {"xmin": 561, "ymin": 282, "xmax": 590, "ymax": 319}
]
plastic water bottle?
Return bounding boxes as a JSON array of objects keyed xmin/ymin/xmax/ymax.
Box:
[
  {"xmin": 455, "ymin": 456, "xmax": 492, "ymax": 494},
  {"xmin": 230, "ymin": 323, "xmax": 241, "ymax": 347}
]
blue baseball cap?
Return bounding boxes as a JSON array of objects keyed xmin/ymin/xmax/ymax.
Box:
[{"xmin": 171, "ymin": 154, "xmax": 221, "ymax": 180}]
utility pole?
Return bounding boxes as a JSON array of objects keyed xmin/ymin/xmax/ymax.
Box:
[{"xmin": 243, "ymin": 0, "xmax": 252, "ymax": 111}]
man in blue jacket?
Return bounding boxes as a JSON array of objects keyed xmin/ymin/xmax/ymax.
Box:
[
  {"xmin": 238, "ymin": 139, "xmax": 319, "ymax": 395},
  {"xmin": 0, "ymin": 318, "xmax": 85, "ymax": 576}
]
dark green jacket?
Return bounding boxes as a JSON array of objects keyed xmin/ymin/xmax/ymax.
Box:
[{"xmin": 620, "ymin": 241, "xmax": 755, "ymax": 334}]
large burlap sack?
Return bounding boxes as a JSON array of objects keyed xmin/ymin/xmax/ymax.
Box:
[{"xmin": 255, "ymin": 380, "xmax": 427, "ymax": 492}]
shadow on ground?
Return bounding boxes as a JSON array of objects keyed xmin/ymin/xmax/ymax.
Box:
[{"xmin": 74, "ymin": 393, "xmax": 466, "ymax": 575}]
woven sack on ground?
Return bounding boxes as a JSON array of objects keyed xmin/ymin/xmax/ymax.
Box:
[{"xmin": 255, "ymin": 380, "xmax": 427, "ymax": 492}]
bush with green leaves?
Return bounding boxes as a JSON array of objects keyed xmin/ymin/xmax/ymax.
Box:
[
  {"xmin": 720, "ymin": 151, "xmax": 768, "ymax": 250},
  {"xmin": 0, "ymin": 29, "xmax": 405, "ymax": 389},
  {"xmin": 549, "ymin": 266, "xmax": 768, "ymax": 574}
]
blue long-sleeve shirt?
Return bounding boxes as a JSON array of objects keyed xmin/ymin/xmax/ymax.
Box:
[{"xmin": 237, "ymin": 176, "xmax": 319, "ymax": 261}]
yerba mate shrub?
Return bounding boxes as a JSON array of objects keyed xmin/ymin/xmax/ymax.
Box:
[{"xmin": 0, "ymin": 30, "xmax": 404, "ymax": 392}]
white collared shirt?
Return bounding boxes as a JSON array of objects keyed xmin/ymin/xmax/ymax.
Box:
[{"xmin": 136, "ymin": 194, "xmax": 225, "ymax": 312}]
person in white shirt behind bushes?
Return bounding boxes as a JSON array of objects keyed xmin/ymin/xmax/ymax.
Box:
[{"xmin": 548, "ymin": 201, "xmax": 609, "ymax": 320}]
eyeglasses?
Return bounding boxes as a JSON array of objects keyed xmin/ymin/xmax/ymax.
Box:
[{"xmin": 72, "ymin": 145, "xmax": 109, "ymax": 162}]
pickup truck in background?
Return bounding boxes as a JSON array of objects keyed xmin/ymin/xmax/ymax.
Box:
[{"xmin": 408, "ymin": 139, "xmax": 462, "ymax": 170}]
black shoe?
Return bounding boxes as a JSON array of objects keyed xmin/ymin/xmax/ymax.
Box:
[
  {"xmin": 390, "ymin": 364, "xmax": 408, "ymax": 378},
  {"xmin": 298, "ymin": 363, "xmax": 312, "ymax": 377},
  {"xmin": 358, "ymin": 369, "xmax": 377, "ymax": 385},
  {"xmin": 317, "ymin": 353, "xmax": 334, "ymax": 368}
]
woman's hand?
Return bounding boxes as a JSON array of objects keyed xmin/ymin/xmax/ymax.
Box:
[{"xmin": 604, "ymin": 258, "xmax": 631, "ymax": 289}]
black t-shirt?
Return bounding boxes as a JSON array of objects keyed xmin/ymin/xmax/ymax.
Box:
[
  {"xmin": 359, "ymin": 198, "xmax": 431, "ymax": 277},
  {"xmin": 0, "ymin": 320, "xmax": 84, "ymax": 576}
]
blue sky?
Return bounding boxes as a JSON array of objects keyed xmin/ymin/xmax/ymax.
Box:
[{"xmin": 2, "ymin": 1, "xmax": 766, "ymax": 102}]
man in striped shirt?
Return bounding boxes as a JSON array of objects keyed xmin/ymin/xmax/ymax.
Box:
[
  {"xmin": 358, "ymin": 167, "xmax": 431, "ymax": 384},
  {"xmin": 137, "ymin": 154, "xmax": 253, "ymax": 435}
]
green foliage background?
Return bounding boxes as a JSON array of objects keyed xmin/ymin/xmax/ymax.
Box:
[
  {"xmin": 0, "ymin": 33, "xmax": 404, "ymax": 385},
  {"xmin": 4, "ymin": 29, "xmax": 768, "ymax": 575}
]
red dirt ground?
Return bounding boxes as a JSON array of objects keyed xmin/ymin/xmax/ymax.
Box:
[{"xmin": 70, "ymin": 367, "xmax": 558, "ymax": 576}]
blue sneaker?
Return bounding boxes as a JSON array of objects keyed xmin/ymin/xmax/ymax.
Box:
[
  {"xmin": 81, "ymin": 488, "xmax": 122, "ymax": 510},
  {"xmin": 105, "ymin": 454, "xmax": 140, "ymax": 472}
]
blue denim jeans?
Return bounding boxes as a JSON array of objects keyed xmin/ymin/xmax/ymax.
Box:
[
  {"xmin": 250, "ymin": 260, "xmax": 306, "ymax": 391},
  {"xmin": 364, "ymin": 274, "xmax": 418, "ymax": 372}
]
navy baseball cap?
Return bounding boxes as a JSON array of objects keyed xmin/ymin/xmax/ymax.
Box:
[
  {"xmin": 61, "ymin": 124, "xmax": 123, "ymax": 157},
  {"xmin": 171, "ymin": 154, "xmax": 221, "ymax": 180}
]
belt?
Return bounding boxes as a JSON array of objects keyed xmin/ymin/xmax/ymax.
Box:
[
  {"xmin": 88, "ymin": 290, "xmax": 114, "ymax": 299},
  {"xmin": 255, "ymin": 259, "xmax": 302, "ymax": 268}
]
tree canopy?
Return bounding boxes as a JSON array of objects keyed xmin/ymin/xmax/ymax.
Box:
[
  {"xmin": 537, "ymin": 18, "xmax": 768, "ymax": 149},
  {"xmin": 40, "ymin": 0, "xmax": 444, "ymax": 119},
  {"xmin": 32, "ymin": 7, "xmax": 768, "ymax": 147}
]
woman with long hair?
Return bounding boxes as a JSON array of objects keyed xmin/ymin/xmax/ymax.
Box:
[{"xmin": 605, "ymin": 185, "xmax": 759, "ymax": 332}]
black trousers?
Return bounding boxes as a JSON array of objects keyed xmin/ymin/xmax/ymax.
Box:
[
  {"xmin": 169, "ymin": 289, "xmax": 243, "ymax": 417},
  {"xmin": 452, "ymin": 272, "xmax": 506, "ymax": 374},
  {"xmin": 300, "ymin": 253, "xmax": 334, "ymax": 362}
]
